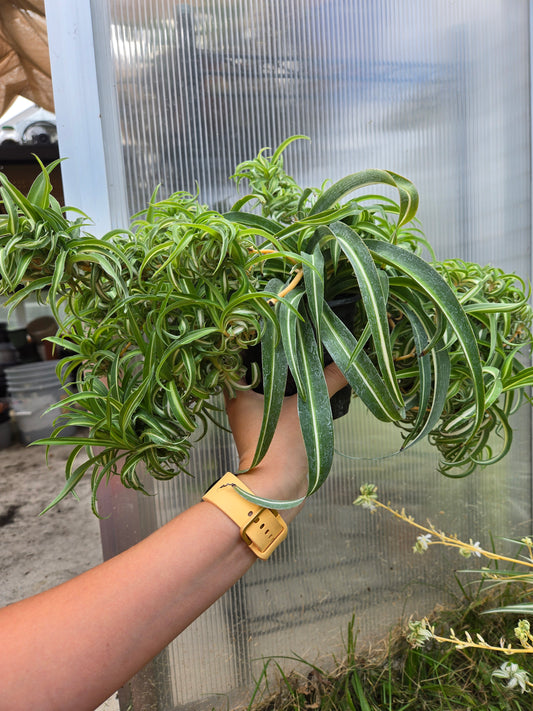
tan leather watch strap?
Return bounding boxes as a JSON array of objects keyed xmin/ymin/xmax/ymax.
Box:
[{"xmin": 202, "ymin": 472, "xmax": 288, "ymax": 560}]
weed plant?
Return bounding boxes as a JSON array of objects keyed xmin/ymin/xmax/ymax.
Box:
[
  {"xmin": 247, "ymin": 586, "xmax": 533, "ymax": 711},
  {"xmin": 245, "ymin": 488, "xmax": 533, "ymax": 711}
]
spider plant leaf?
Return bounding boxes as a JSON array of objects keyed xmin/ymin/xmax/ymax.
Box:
[
  {"xmin": 70, "ymin": 243, "xmax": 127, "ymax": 283},
  {"xmin": 390, "ymin": 291, "xmax": 451, "ymax": 450},
  {"xmin": 48, "ymin": 249, "xmax": 68, "ymax": 320},
  {"xmin": 34, "ymin": 434, "xmax": 118, "ymax": 448},
  {"xmin": 31, "ymin": 204, "xmax": 70, "ymax": 232},
  {"xmin": 72, "ymin": 235, "xmax": 129, "ymax": 263},
  {"xmin": 463, "ymin": 298, "xmax": 530, "ymax": 314},
  {"xmin": 6, "ymin": 252, "xmax": 35, "ymax": 293},
  {"xmin": 5, "ymin": 278, "xmax": 53, "ymax": 312},
  {"xmin": 46, "ymin": 336, "xmax": 82, "ymax": 354},
  {"xmin": 502, "ymin": 365, "xmax": 533, "ymax": 391},
  {"xmin": 0, "ymin": 186, "xmax": 19, "ymax": 234},
  {"xmin": 388, "ymin": 275, "xmax": 448, "ymax": 354},
  {"xmin": 234, "ymin": 487, "xmax": 305, "ymax": 510},
  {"xmin": 227, "ymin": 193, "xmax": 260, "ymax": 212},
  {"xmin": 483, "ymin": 366, "xmax": 504, "ymax": 408},
  {"xmin": 366, "ymin": 238, "xmax": 485, "ymax": 438},
  {"xmin": 320, "ymin": 303, "xmax": 401, "ymax": 422},
  {"xmin": 27, "ymin": 157, "xmax": 59, "ymax": 208},
  {"xmin": 271, "ymin": 134, "xmax": 309, "ymax": 161},
  {"xmin": 279, "ymin": 287, "xmax": 306, "ymax": 395},
  {"xmin": 39, "ymin": 450, "xmax": 102, "ymax": 515},
  {"xmin": 172, "ymin": 326, "xmax": 222, "ymax": 347},
  {"xmin": 400, "ymin": 316, "xmax": 432, "ymax": 446},
  {"xmin": 166, "ymin": 380, "xmax": 197, "ymax": 433},
  {"xmin": 275, "ymin": 204, "xmax": 357, "ymax": 250},
  {"xmin": 0, "ymin": 172, "xmax": 38, "ymax": 219},
  {"xmin": 43, "ymin": 390, "xmax": 110, "ymax": 410},
  {"xmin": 178, "ymin": 348, "xmax": 199, "ymax": 399},
  {"xmin": 440, "ymin": 460, "xmax": 478, "ymax": 478},
  {"xmin": 310, "ymin": 169, "xmax": 419, "ymax": 228},
  {"xmin": 347, "ymin": 322, "xmax": 371, "ymax": 367},
  {"xmin": 297, "ymin": 186, "xmax": 314, "ymax": 218},
  {"xmin": 244, "ymin": 295, "xmax": 283, "ymax": 336},
  {"xmin": 484, "ymin": 603, "xmax": 533, "ymax": 615},
  {"xmin": 220, "ymin": 289, "xmax": 283, "ymax": 315},
  {"xmin": 302, "ymin": 246, "xmax": 325, "ymax": 361},
  {"xmin": 295, "ymin": 311, "xmax": 334, "ymax": 496},
  {"xmin": 140, "ymin": 239, "xmax": 180, "ymax": 277},
  {"xmin": 223, "ymin": 210, "xmax": 281, "ymax": 235},
  {"xmin": 145, "ymin": 184, "xmax": 161, "ymax": 223},
  {"xmin": 471, "ymin": 406, "xmax": 513, "ymax": 467},
  {"xmin": 136, "ymin": 409, "xmax": 188, "ymax": 441},
  {"xmin": 118, "ymin": 376, "xmax": 151, "ymax": 436},
  {"xmin": 329, "ymin": 221, "xmax": 404, "ymax": 409},
  {"xmin": 0, "ymin": 248, "xmax": 28, "ymax": 293},
  {"xmin": 249, "ymin": 280, "xmax": 289, "ymax": 469},
  {"xmin": 247, "ymin": 248, "xmax": 315, "ymax": 273},
  {"xmin": 352, "ymin": 219, "xmax": 393, "ymax": 241},
  {"xmin": 330, "ymin": 235, "xmax": 341, "ymax": 272}
]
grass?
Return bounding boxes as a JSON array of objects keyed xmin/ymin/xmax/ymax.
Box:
[{"xmin": 246, "ymin": 582, "xmax": 533, "ymax": 710}]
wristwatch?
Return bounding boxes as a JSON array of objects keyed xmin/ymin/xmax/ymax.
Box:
[{"xmin": 202, "ymin": 472, "xmax": 288, "ymax": 560}]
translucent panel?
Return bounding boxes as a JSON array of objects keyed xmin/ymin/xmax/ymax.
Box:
[{"xmin": 91, "ymin": 1, "xmax": 532, "ymax": 708}]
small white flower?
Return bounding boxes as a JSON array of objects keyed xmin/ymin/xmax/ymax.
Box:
[
  {"xmin": 354, "ymin": 484, "xmax": 378, "ymax": 512},
  {"xmin": 459, "ymin": 539, "xmax": 482, "ymax": 558},
  {"xmin": 492, "ymin": 661, "xmax": 531, "ymax": 693},
  {"xmin": 413, "ymin": 533, "xmax": 432, "ymax": 554},
  {"xmin": 471, "ymin": 541, "xmax": 482, "ymax": 557},
  {"xmin": 406, "ymin": 619, "xmax": 433, "ymax": 648}
]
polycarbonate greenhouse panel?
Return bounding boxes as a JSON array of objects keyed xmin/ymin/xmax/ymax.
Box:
[{"xmin": 90, "ymin": 1, "xmax": 532, "ymax": 708}]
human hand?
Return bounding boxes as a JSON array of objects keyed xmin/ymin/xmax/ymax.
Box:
[{"xmin": 225, "ymin": 363, "xmax": 348, "ymax": 521}]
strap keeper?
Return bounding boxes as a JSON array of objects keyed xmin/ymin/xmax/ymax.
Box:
[{"xmin": 202, "ymin": 472, "xmax": 288, "ymax": 560}]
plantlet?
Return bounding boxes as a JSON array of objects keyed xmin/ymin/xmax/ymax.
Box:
[{"xmin": 1, "ymin": 137, "xmax": 533, "ymax": 513}]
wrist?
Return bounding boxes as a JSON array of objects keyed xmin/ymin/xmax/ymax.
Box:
[
  {"xmin": 236, "ymin": 467, "xmax": 307, "ymax": 525},
  {"xmin": 202, "ymin": 473, "xmax": 289, "ymax": 559}
]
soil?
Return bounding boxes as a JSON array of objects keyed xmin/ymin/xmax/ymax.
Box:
[{"xmin": 0, "ymin": 432, "xmax": 120, "ymax": 710}]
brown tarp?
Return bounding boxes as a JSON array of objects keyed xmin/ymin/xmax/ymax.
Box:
[{"xmin": 0, "ymin": 0, "xmax": 53, "ymax": 117}]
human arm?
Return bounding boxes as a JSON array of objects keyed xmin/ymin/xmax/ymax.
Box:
[{"xmin": 0, "ymin": 364, "xmax": 347, "ymax": 711}]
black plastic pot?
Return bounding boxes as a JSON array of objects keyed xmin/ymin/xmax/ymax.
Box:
[{"xmin": 242, "ymin": 295, "xmax": 360, "ymax": 420}]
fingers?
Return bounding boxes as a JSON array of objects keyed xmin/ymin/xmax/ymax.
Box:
[
  {"xmin": 225, "ymin": 364, "xmax": 347, "ymax": 417},
  {"xmin": 324, "ymin": 362, "xmax": 348, "ymax": 397}
]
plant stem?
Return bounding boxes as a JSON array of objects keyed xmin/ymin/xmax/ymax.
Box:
[
  {"xmin": 268, "ymin": 268, "xmax": 304, "ymax": 305},
  {"xmin": 373, "ymin": 499, "xmax": 533, "ymax": 569}
]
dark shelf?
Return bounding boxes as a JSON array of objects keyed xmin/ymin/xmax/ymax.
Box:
[{"xmin": 0, "ymin": 143, "xmax": 59, "ymax": 164}]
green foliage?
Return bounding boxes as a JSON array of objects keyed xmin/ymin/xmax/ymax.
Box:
[
  {"xmin": 247, "ymin": 589, "xmax": 533, "ymax": 710},
  {"xmin": 1, "ymin": 137, "xmax": 533, "ymax": 513}
]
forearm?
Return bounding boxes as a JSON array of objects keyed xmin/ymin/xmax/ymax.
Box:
[
  {"xmin": 1, "ymin": 498, "xmax": 259, "ymax": 711},
  {"xmin": 0, "ymin": 366, "xmax": 342, "ymax": 710}
]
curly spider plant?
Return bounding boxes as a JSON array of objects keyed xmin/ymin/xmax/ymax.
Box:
[{"xmin": 0, "ymin": 137, "xmax": 532, "ymax": 513}]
